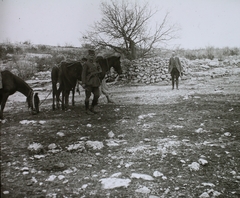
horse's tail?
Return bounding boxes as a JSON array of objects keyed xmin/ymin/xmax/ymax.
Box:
[{"xmin": 51, "ymin": 66, "xmax": 59, "ymax": 93}]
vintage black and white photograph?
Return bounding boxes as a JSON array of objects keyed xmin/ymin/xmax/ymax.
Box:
[{"xmin": 1, "ymin": 0, "xmax": 240, "ymax": 197}]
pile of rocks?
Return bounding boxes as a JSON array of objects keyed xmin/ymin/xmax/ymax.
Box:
[
  {"xmin": 125, "ymin": 57, "xmax": 189, "ymax": 84},
  {"xmin": 124, "ymin": 56, "xmax": 240, "ymax": 84}
]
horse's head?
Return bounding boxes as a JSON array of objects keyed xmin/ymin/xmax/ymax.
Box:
[
  {"xmin": 109, "ymin": 56, "xmax": 122, "ymax": 75},
  {"xmin": 27, "ymin": 90, "xmax": 40, "ymax": 115}
]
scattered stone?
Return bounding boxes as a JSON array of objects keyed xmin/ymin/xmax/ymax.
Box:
[
  {"xmin": 149, "ymin": 195, "xmax": 160, "ymax": 198},
  {"xmin": 20, "ymin": 120, "xmax": 37, "ymax": 125},
  {"xmin": 53, "ymin": 162, "xmax": 65, "ymax": 171},
  {"xmin": 28, "ymin": 142, "xmax": 44, "ymax": 154},
  {"xmin": 58, "ymin": 175, "xmax": 65, "ymax": 180},
  {"xmin": 202, "ymin": 182, "xmax": 215, "ymax": 187},
  {"xmin": 39, "ymin": 120, "xmax": 46, "ymax": 124},
  {"xmin": 56, "ymin": 132, "xmax": 65, "ymax": 137},
  {"xmin": 188, "ymin": 162, "xmax": 200, "ymax": 171},
  {"xmin": 1, "ymin": 119, "xmax": 7, "ymax": 124},
  {"xmin": 199, "ymin": 192, "xmax": 210, "ymax": 198},
  {"xmin": 153, "ymin": 171, "xmax": 163, "ymax": 177},
  {"xmin": 169, "ymin": 125, "xmax": 184, "ymax": 129},
  {"xmin": 110, "ymin": 172, "xmax": 122, "ymax": 178},
  {"xmin": 135, "ymin": 186, "xmax": 151, "ymax": 194},
  {"xmin": 162, "ymin": 176, "xmax": 167, "ymax": 180},
  {"xmin": 46, "ymin": 175, "xmax": 57, "ymax": 182},
  {"xmin": 125, "ymin": 162, "xmax": 134, "ymax": 168},
  {"xmin": 198, "ymin": 158, "xmax": 208, "ymax": 165},
  {"xmin": 81, "ymin": 184, "xmax": 88, "ymax": 189},
  {"xmin": 131, "ymin": 173, "xmax": 154, "ymax": 181},
  {"xmin": 178, "ymin": 117, "xmax": 184, "ymax": 121},
  {"xmin": 86, "ymin": 141, "xmax": 104, "ymax": 150},
  {"xmin": 99, "ymin": 178, "xmax": 131, "ymax": 189},
  {"xmin": 195, "ymin": 128, "xmax": 205, "ymax": 133},
  {"xmin": 224, "ymin": 132, "xmax": 231, "ymax": 137},
  {"xmin": 34, "ymin": 155, "xmax": 45, "ymax": 159},
  {"xmin": 3, "ymin": 191, "xmax": 9, "ymax": 195},
  {"xmin": 106, "ymin": 139, "xmax": 119, "ymax": 147},
  {"xmin": 63, "ymin": 179, "xmax": 68, "ymax": 184},
  {"xmin": 21, "ymin": 167, "xmax": 29, "ymax": 172},
  {"xmin": 66, "ymin": 142, "xmax": 85, "ymax": 152},
  {"xmin": 180, "ymin": 160, "xmax": 186, "ymax": 163},
  {"xmin": 235, "ymin": 176, "xmax": 240, "ymax": 180},
  {"xmin": 86, "ymin": 124, "xmax": 92, "ymax": 127},
  {"xmin": 48, "ymin": 143, "xmax": 57, "ymax": 150},
  {"xmin": 144, "ymin": 138, "xmax": 151, "ymax": 142},
  {"xmin": 108, "ymin": 131, "xmax": 115, "ymax": 138}
]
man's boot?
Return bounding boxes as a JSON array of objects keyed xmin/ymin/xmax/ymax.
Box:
[
  {"xmin": 172, "ymin": 79, "xmax": 174, "ymax": 90},
  {"xmin": 85, "ymin": 101, "xmax": 94, "ymax": 115},
  {"xmin": 90, "ymin": 100, "xmax": 98, "ymax": 114},
  {"xmin": 176, "ymin": 80, "xmax": 179, "ymax": 90}
]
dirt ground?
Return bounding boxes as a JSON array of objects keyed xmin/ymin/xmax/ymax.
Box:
[{"xmin": 1, "ymin": 68, "xmax": 240, "ymax": 197}]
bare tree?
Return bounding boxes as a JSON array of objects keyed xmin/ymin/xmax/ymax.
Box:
[{"xmin": 83, "ymin": 0, "xmax": 179, "ymax": 59}]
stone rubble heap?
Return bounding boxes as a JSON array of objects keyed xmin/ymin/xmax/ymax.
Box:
[{"xmin": 124, "ymin": 56, "xmax": 240, "ymax": 84}]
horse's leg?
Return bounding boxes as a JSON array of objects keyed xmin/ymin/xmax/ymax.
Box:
[
  {"xmin": 72, "ymin": 86, "xmax": 75, "ymax": 106},
  {"xmin": 52, "ymin": 82, "xmax": 56, "ymax": 110},
  {"xmin": 0, "ymin": 94, "xmax": 9, "ymax": 120},
  {"xmin": 57, "ymin": 84, "xmax": 62, "ymax": 109},
  {"xmin": 61, "ymin": 87, "xmax": 65, "ymax": 110},
  {"xmin": 65, "ymin": 89, "xmax": 70, "ymax": 109},
  {"xmin": 101, "ymin": 79, "xmax": 114, "ymax": 103}
]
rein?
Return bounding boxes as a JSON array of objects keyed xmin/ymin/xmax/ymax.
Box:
[{"xmin": 39, "ymin": 90, "xmax": 52, "ymax": 106}]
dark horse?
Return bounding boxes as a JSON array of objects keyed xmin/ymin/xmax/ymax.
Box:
[
  {"xmin": 96, "ymin": 56, "xmax": 122, "ymax": 102},
  {"xmin": 51, "ymin": 61, "xmax": 82, "ymax": 110},
  {"xmin": 51, "ymin": 56, "xmax": 122, "ymax": 110},
  {"xmin": 0, "ymin": 70, "xmax": 40, "ymax": 120}
]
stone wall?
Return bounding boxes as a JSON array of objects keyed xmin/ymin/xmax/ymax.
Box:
[{"xmin": 123, "ymin": 57, "xmax": 240, "ymax": 84}]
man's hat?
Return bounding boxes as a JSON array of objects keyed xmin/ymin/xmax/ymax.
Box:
[{"xmin": 87, "ymin": 49, "xmax": 96, "ymax": 59}]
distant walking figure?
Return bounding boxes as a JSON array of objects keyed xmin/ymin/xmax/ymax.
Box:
[{"xmin": 168, "ymin": 51, "xmax": 183, "ymax": 90}]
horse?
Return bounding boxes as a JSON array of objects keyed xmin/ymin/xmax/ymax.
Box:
[
  {"xmin": 52, "ymin": 61, "xmax": 83, "ymax": 110},
  {"xmin": 51, "ymin": 61, "xmax": 83, "ymax": 110},
  {"xmin": 51, "ymin": 56, "xmax": 122, "ymax": 110},
  {"xmin": 0, "ymin": 70, "xmax": 40, "ymax": 120},
  {"xmin": 96, "ymin": 56, "xmax": 122, "ymax": 102}
]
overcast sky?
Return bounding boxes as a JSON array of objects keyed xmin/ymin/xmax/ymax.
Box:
[{"xmin": 0, "ymin": 0, "xmax": 239, "ymax": 49}]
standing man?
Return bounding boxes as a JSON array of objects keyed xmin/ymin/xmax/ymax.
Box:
[
  {"xmin": 82, "ymin": 50, "xmax": 102, "ymax": 114},
  {"xmin": 168, "ymin": 51, "xmax": 183, "ymax": 90}
]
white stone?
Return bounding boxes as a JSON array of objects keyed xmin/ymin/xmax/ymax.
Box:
[
  {"xmin": 56, "ymin": 132, "xmax": 65, "ymax": 137},
  {"xmin": 46, "ymin": 175, "xmax": 57, "ymax": 181},
  {"xmin": 108, "ymin": 131, "xmax": 115, "ymax": 138},
  {"xmin": 153, "ymin": 171, "xmax": 163, "ymax": 177},
  {"xmin": 86, "ymin": 141, "xmax": 104, "ymax": 150},
  {"xmin": 224, "ymin": 132, "xmax": 231, "ymax": 136},
  {"xmin": 198, "ymin": 158, "xmax": 208, "ymax": 165},
  {"xmin": 86, "ymin": 124, "xmax": 92, "ymax": 127},
  {"xmin": 39, "ymin": 120, "xmax": 46, "ymax": 124},
  {"xmin": 20, "ymin": 120, "xmax": 37, "ymax": 125},
  {"xmin": 135, "ymin": 186, "xmax": 151, "ymax": 194},
  {"xmin": 188, "ymin": 162, "xmax": 200, "ymax": 171},
  {"xmin": 202, "ymin": 182, "xmax": 215, "ymax": 187},
  {"xmin": 48, "ymin": 143, "xmax": 57, "ymax": 150},
  {"xmin": 131, "ymin": 173, "xmax": 154, "ymax": 181},
  {"xmin": 34, "ymin": 155, "xmax": 45, "ymax": 159},
  {"xmin": 100, "ymin": 178, "xmax": 131, "ymax": 189},
  {"xmin": 58, "ymin": 175, "xmax": 65, "ymax": 180},
  {"xmin": 81, "ymin": 184, "xmax": 88, "ymax": 189},
  {"xmin": 110, "ymin": 172, "xmax": 122, "ymax": 178},
  {"xmin": 199, "ymin": 192, "xmax": 210, "ymax": 198}
]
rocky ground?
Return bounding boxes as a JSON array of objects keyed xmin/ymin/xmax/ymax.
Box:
[{"xmin": 1, "ymin": 63, "xmax": 240, "ymax": 198}]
